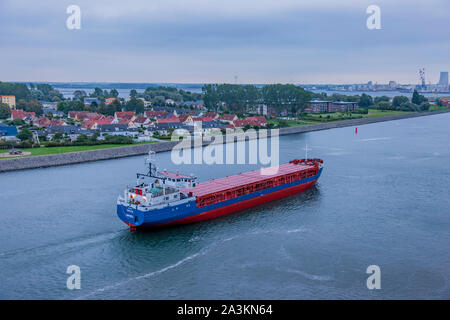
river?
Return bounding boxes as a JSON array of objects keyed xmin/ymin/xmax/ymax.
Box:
[{"xmin": 0, "ymin": 113, "xmax": 449, "ymax": 299}]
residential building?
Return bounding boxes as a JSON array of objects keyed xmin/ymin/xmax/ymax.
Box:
[
  {"xmin": 9, "ymin": 109, "xmax": 36, "ymax": 122},
  {"xmin": 113, "ymin": 111, "xmax": 136, "ymax": 123},
  {"xmin": 0, "ymin": 123, "xmax": 19, "ymax": 141},
  {"xmin": 0, "ymin": 95, "xmax": 16, "ymax": 109},
  {"xmin": 35, "ymin": 116, "xmax": 66, "ymax": 128},
  {"xmin": 145, "ymin": 110, "xmax": 168, "ymax": 119},
  {"xmin": 105, "ymin": 98, "xmax": 118, "ymax": 105},
  {"xmin": 156, "ymin": 113, "xmax": 180, "ymax": 123},
  {"xmin": 218, "ymin": 114, "xmax": 238, "ymax": 123},
  {"xmin": 84, "ymin": 97, "xmax": 100, "ymax": 107},
  {"xmin": 245, "ymin": 116, "xmax": 268, "ymax": 127},
  {"xmin": 45, "ymin": 125, "xmax": 92, "ymax": 141}
]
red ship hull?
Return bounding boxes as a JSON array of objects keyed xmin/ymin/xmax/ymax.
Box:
[{"xmin": 156, "ymin": 178, "xmax": 317, "ymax": 227}]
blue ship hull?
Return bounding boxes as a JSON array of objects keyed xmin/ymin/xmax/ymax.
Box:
[{"xmin": 117, "ymin": 168, "xmax": 322, "ymax": 229}]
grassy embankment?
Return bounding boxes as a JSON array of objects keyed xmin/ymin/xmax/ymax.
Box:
[
  {"xmin": 4, "ymin": 141, "xmax": 157, "ymax": 158},
  {"xmin": 268, "ymin": 109, "xmax": 413, "ymax": 127}
]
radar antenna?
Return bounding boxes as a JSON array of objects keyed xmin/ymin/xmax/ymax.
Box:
[{"xmin": 137, "ymin": 150, "xmax": 159, "ymax": 180}]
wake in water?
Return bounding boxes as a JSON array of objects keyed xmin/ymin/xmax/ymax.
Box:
[
  {"xmin": 357, "ymin": 137, "xmax": 392, "ymax": 142},
  {"xmin": 76, "ymin": 226, "xmax": 306, "ymax": 299}
]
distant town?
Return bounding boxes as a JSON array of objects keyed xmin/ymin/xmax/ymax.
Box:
[{"xmin": 0, "ymin": 79, "xmax": 449, "ymax": 157}]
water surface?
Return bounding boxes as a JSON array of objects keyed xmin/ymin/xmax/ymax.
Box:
[{"xmin": 0, "ymin": 113, "xmax": 449, "ymax": 299}]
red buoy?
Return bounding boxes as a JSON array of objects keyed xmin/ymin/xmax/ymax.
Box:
[{"xmin": 355, "ymin": 127, "xmax": 358, "ymax": 134}]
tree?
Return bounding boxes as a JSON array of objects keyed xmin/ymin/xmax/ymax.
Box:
[
  {"xmin": 92, "ymin": 88, "xmax": 103, "ymax": 97},
  {"xmin": 412, "ymin": 90, "xmax": 426, "ymax": 105},
  {"xmin": 375, "ymin": 101, "xmax": 393, "ymax": 110},
  {"xmin": 53, "ymin": 132, "xmax": 63, "ymax": 140},
  {"xmin": 17, "ymin": 128, "xmax": 33, "ymax": 141},
  {"xmin": 110, "ymin": 89, "xmax": 119, "ymax": 98},
  {"xmin": 419, "ymin": 102, "xmax": 430, "ymax": 111},
  {"xmin": 130, "ymin": 89, "xmax": 138, "ymax": 97},
  {"xmin": 12, "ymin": 118, "xmax": 25, "ymax": 126},
  {"xmin": 73, "ymin": 90, "xmax": 87, "ymax": 100},
  {"xmin": 153, "ymin": 96, "xmax": 166, "ymax": 106},
  {"xmin": 125, "ymin": 97, "xmax": 144, "ymax": 114},
  {"xmin": 358, "ymin": 93, "xmax": 373, "ymax": 108},
  {"xmin": 374, "ymin": 96, "xmax": 390, "ymax": 104},
  {"xmin": 24, "ymin": 100, "xmax": 43, "ymax": 116},
  {"xmin": 392, "ymin": 96, "xmax": 409, "ymax": 107},
  {"xmin": 0, "ymin": 103, "xmax": 11, "ymax": 119}
]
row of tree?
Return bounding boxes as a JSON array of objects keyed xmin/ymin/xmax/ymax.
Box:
[{"xmin": 202, "ymin": 84, "xmax": 312, "ymax": 114}]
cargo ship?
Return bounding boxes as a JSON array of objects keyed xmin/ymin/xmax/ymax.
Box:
[{"xmin": 117, "ymin": 152, "xmax": 323, "ymax": 230}]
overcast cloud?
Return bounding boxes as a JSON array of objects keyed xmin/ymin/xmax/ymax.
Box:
[{"xmin": 0, "ymin": 0, "xmax": 449, "ymax": 84}]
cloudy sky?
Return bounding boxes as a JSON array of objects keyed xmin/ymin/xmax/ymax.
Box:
[{"xmin": 0, "ymin": 0, "xmax": 449, "ymax": 84}]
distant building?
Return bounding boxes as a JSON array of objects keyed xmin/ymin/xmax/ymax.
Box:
[
  {"xmin": 0, "ymin": 122, "xmax": 18, "ymax": 141},
  {"xmin": 304, "ymin": 100, "xmax": 358, "ymax": 113},
  {"xmin": 84, "ymin": 97, "xmax": 100, "ymax": 107},
  {"xmin": 257, "ymin": 104, "xmax": 268, "ymax": 116},
  {"xmin": 9, "ymin": 109, "xmax": 36, "ymax": 122},
  {"xmin": 438, "ymin": 72, "xmax": 449, "ymax": 91},
  {"xmin": 0, "ymin": 95, "xmax": 16, "ymax": 109},
  {"xmin": 304, "ymin": 100, "xmax": 328, "ymax": 113},
  {"xmin": 218, "ymin": 114, "xmax": 238, "ymax": 123},
  {"xmin": 105, "ymin": 98, "xmax": 118, "ymax": 105}
]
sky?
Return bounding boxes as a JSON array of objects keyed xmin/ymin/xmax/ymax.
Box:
[{"xmin": 0, "ymin": 0, "xmax": 449, "ymax": 84}]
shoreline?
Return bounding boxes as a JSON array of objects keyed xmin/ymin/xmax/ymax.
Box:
[{"xmin": 1, "ymin": 110, "xmax": 449, "ymax": 173}]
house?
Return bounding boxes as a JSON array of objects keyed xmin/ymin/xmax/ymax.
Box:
[
  {"xmin": 0, "ymin": 95, "xmax": 16, "ymax": 109},
  {"xmin": 0, "ymin": 123, "xmax": 19, "ymax": 141},
  {"xmin": 138, "ymin": 98, "xmax": 152, "ymax": 107},
  {"xmin": 113, "ymin": 111, "xmax": 136, "ymax": 123},
  {"xmin": 232, "ymin": 119, "xmax": 250, "ymax": 128},
  {"xmin": 183, "ymin": 100, "xmax": 204, "ymax": 109},
  {"xmin": 45, "ymin": 125, "xmax": 92, "ymax": 141},
  {"xmin": 150, "ymin": 122, "xmax": 193, "ymax": 136},
  {"xmin": 245, "ymin": 116, "xmax": 268, "ymax": 127},
  {"xmin": 156, "ymin": 113, "xmax": 180, "ymax": 124},
  {"xmin": 145, "ymin": 110, "xmax": 168, "ymax": 119},
  {"xmin": 81, "ymin": 119, "xmax": 113, "ymax": 130},
  {"xmin": 189, "ymin": 110, "xmax": 203, "ymax": 117},
  {"xmin": 165, "ymin": 98, "xmax": 175, "ymax": 105},
  {"xmin": 43, "ymin": 107, "xmax": 64, "ymax": 117},
  {"xmin": 204, "ymin": 112, "xmax": 219, "ymax": 120},
  {"xmin": 193, "ymin": 116, "xmax": 213, "ymax": 123},
  {"xmin": 194, "ymin": 120, "xmax": 228, "ymax": 135},
  {"xmin": 39, "ymin": 101, "xmax": 58, "ymax": 109},
  {"xmin": 97, "ymin": 124, "xmax": 138, "ymax": 136},
  {"xmin": 218, "ymin": 114, "xmax": 238, "ymax": 123},
  {"xmin": 9, "ymin": 109, "xmax": 36, "ymax": 123},
  {"xmin": 35, "ymin": 116, "xmax": 66, "ymax": 128},
  {"xmin": 105, "ymin": 98, "xmax": 118, "ymax": 105},
  {"xmin": 132, "ymin": 116, "xmax": 152, "ymax": 128},
  {"xmin": 68, "ymin": 111, "xmax": 104, "ymax": 121},
  {"xmin": 177, "ymin": 114, "xmax": 193, "ymax": 124},
  {"xmin": 84, "ymin": 97, "xmax": 100, "ymax": 107}
]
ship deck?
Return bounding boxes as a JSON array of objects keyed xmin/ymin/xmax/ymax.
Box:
[{"xmin": 180, "ymin": 162, "xmax": 315, "ymax": 197}]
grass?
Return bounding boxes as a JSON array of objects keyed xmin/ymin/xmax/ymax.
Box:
[
  {"xmin": 2, "ymin": 141, "xmax": 157, "ymax": 158},
  {"xmin": 428, "ymin": 105, "xmax": 450, "ymax": 112},
  {"xmin": 364, "ymin": 109, "xmax": 412, "ymax": 118},
  {"xmin": 268, "ymin": 109, "xmax": 415, "ymax": 128},
  {"xmin": 267, "ymin": 119, "xmax": 316, "ymax": 127}
]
